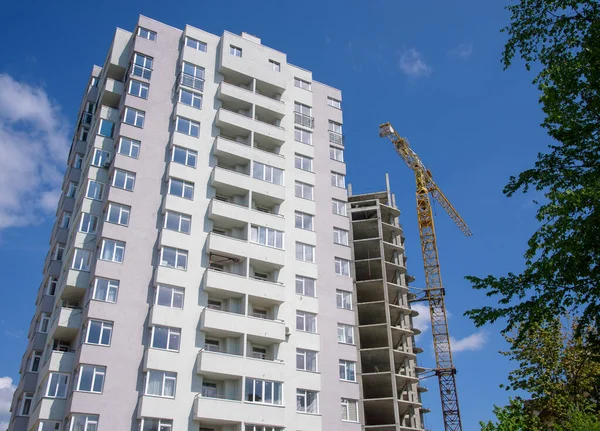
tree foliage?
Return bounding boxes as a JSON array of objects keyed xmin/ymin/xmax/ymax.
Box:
[{"xmin": 465, "ymin": 0, "xmax": 600, "ymax": 338}]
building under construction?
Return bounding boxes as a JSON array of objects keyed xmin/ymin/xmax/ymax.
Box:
[{"xmin": 348, "ymin": 178, "xmax": 428, "ymax": 430}]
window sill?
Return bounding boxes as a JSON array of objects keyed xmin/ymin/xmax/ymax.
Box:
[
  {"xmin": 142, "ymin": 394, "xmax": 176, "ymax": 400},
  {"xmin": 297, "ymin": 411, "xmax": 321, "ymax": 416},
  {"xmin": 338, "ymin": 341, "xmax": 356, "ymax": 346},
  {"xmin": 340, "ymin": 379, "xmax": 358, "ymax": 384},
  {"xmin": 159, "ymin": 264, "xmax": 188, "ymax": 272},
  {"xmin": 296, "ymin": 369, "xmax": 320, "ymax": 374}
]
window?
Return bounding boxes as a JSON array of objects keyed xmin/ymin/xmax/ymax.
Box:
[
  {"xmin": 336, "ymin": 290, "xmax": 353, "ymax": 310},
  {"xmin": 59, "ymin": 212, "xmax": 71, "ymax": 229},
  {"xmin": 66, "ymin": 182, "xmax": 77, "ymax": 198},
  {"xmin": 252, "ymin": 162, "xmax": 284, "ymax": 185},
  {"xmin": 250, "ymin": 225, "xmax": 284, "ymax": 249},
  {"xmin": 100, "ymin": 239, "xmax": 125, "ymax": 263},
  {"xmin": 329, "ymin": 120, "xmax": 343, "ymax": 134},
  {"xmin": 145, "ymin": 370, "xmax": 176, "ymax": 398},
  {"xmin": 329, "ymin": 120, "xmax": 344, "ymax": 145},
  {"xmin": 140, "ymin": 418, "xmax": 173, "ymax": 431},
  {"xmin": 46, "ymin": 277, "xmax": 58, "ymax": 296},
  {"xmin": 296, "ymin": 389, "xmax": 318, "ymax": 413},
  {"xmin": 128, "ymin": 79, "xmax": 149, "ymax": 99},
  {"xmin": 175, "ymin": 116, "xmax": 200, "ymax": 137},
  {"xmin": 341, "ymin": 398, "xmax": 359, "ymax": 422},
  {"xmin": 333, "ymin": 228, "xmax": 349, "ymax": 245},
  {"xmin": 83, "ymin": 102, "xmax": 94, "ymax": 124},
  {"xmin": 335, "ymin": 257, "xmax": 351, "ymax": 276},
  {"xmin": 132, "ymin": 53, "xmax": 153, "ymax": 79},
  {"xmin": 332, "ymin": 198, "xmax": 347, "ymax": 216},
  {"xmin": 156, "ymin": 285, "xmax": 184, "ymax": 309},
  {"xmin": 76, "ymin": 365, "xmax": 106, "ymax": 393},
  {"xmin": 19, "ymin": 393, "xmax": 33, "ymax": 416},
  {"xmin": 185, "ymin": 36, "xmax": 207, "ymax": 52},
  {"xmin": 118, "ymin": 137, "xmax": 141, "ymax": 158},
  {"xmin": 85, "ymin": 320, "xmax": 113, "ymax": 346},
  {"xmin": 160, "ymin": 246, "xmax": 188, "ymax": 270},
  {"xmin": 29, "ymin": 351, "xmax": 42, "ymax": 372},
  {"xmin": 328, "ymin": 97, "xmax": 342, "ymax": 109},
  {"xmin": 269, "ymin": 60, "xmax": 281, "ymax": 72},
  {"xmin": 73, "ymin": 153, "xmax": 84, "ymax": 169},
  {"xmin": 244, "ymin": 378, "xmax": 282, "ymax": 405},
  {"xmin": 80, "ymin": 128, "xmax": 89, "ymax": 141},
  {"xmin": 90, "ymin": 77, "xmax": 99, "ymax": 88},
  {"xmin": 181, "ymin": 62, "xmax": 205, "ymax": 91},
  {"xmin": 168, "ymin": 178, "xmax": 194, "ymax": 199},
  {"xmin": 137, "ymin": 27, "xmax": 156, "ymax": 40},
  {"xmin": 294, "ymin": 127, "xmax": 312, "ymax": 145},
  {"xmin": 331, "ymin": 171, "xmax": 346, "ymax": 188},
  {"xmin": 294, "ymin": 77, "xmax": 311, "ymax": 90},
  {"xmin": 93, "ymin": 277, "xmax": 119, "ymax": 303},
  {"xmin": 337, "ymin": 323, "xmax": 355, "ymax": 344},
  {"xmin": 79, "ymin": 213, "xmax": 98, "ymax": 234},
  {"xmin": 172, "ymin": 146, "xmax": 197, "ymax": 168},
  {"xmin": 296, "ymin": 349, "xmax": 317, "ymax": 372},
  {"xmin": 295, "ymin": 181, "xmax": 314, "ymax": 200},
  {"xmin": 339, "ymin": 360, "xmax": 357, "ymax": 381},
  {"xmin": 124, "ymin": 107, "xmax": 145, "ymax": 128},
  {"xmin": 86, "ymin": 180, "xmax": 104, "ymax": 200},
  {"xmin": 295, "ymin": 275, "xmax": 316, "ymax": 297},
  {"xmin": 245, "ymin": 426, "xmax": 283, "ymax": 431},
  {"xmin": 113, "ymin": 169, "xmax": 136, "ymax": 191},
  {"xmin": 151, "ymin": 326, "xmax": 181, "ymax": 351},
  {"xmin": 72, "ymin": 248, "xmax": 92, "ymax": 271},
  {"xmin": 98, "ymin": 119, "xmax": 114, "ymax": 138},
  {"xmin": 296, "ymin": 311, "xmax": 317, "ymax": 333},
  {"xmin": 296, "ymin": 242, "xmax": 315, "ymax": 262},
  {"xmin": 330, "ymin": 146, "xmax": 344, "ymax": 162},
  {"xmin": 294, "ymin": 102, "xmax": 313, "ymax": 128},
  {"xmin": 230, "ymin": 45, "xmax": 242, "ymax": 57},
  {"xmin": 69, "ymin": 414, "xmax": 99, "ymax": 431},
  {"xmin": 164, "ymin": 211, "xmax": 191, "ymax": 234},
  {"xmin": 295, "ymin": 212, "xmax": 314, "ymax": 230},
  {"xmin": 294, "ymin": 153, "xmax": 313, "ymax": 172},
  {"xmin": 179, "ymin": 88, "xmax": 202, "ymax": 109},
  {"xmin": 106, "ymin": 202, "xmax": 130, "ymax": 226},
  {"xmin": 37, "ymin": 421, "xmax": 61, "ymax": 431},
  {"xmin": 53, "ymin": 243, "xmax": 65, "ymax": 261},
  {"xmin": 44, "ymin": 373, "xmax": 69, "ymax": 398}
]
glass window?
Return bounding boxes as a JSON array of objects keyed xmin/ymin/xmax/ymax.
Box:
[
  {"xmin": 160, "ymin": 246, "xmax": 188, "ymax": 270},
  {"xmin": 329, "ymin": 120, "xmax": 343, "ymax": 134},
  {"xmin": 294, "ymin": 127, "xmax": 312, "ymax": 145},
  {"xmin": 29, "ymin": 351, "xmax": 42, "ymax": 372},
  {"xmin": 76, "ymin": 365, "xmax": 106, "ymax": 393},
  {"xmin": 341, "ymin": 398, "xmax": 359, "ymax": 422},
  {"xmin": 331, "ymin": 171, "xmax": 346, "ymax": 188},
  {"xmin": 252, "ymin": 162, "xmax": 284, "ymax": 185},
  {"xmin": 156, "ymin": 285, "xmax": 184, "ymax": 309},
  {"xmin": 86, "ymin": 180, "xmax": 104, "ymax": 200},
  {"xmin": 181, "ymin": 62, "xmax": 205, "ymax": 91},
  {"xmin": 69, "ymin": 414, "xmax": 99, "ymax": 431},
  {"xmin": 140, "ymin": 418, "xmax": 173, "ymax": 431},
  {"xmin": 118, "ymin": 137, "xmax": 141, "ymax": 158},
  {"xmin": 185, "ymin": 36, "xmax": 207, "ymax": 52},
  {"xmin": 46, "ymin": 277, "xmax": 58, "ymax": 296},
  {"xmin": 330, "ymin": 146, "xmax": 344, "ymax": 161},
  {"xmin": 72, "ymin": 248, "xmax": 92, "ymax": 271},
  {"xmin": 296, "ymin": 389, "xmax": 318, "ymax": 413},
  {"xmin": 98, "ymin": 119, "xmax": 114, "ymax": 138},
  {"xmin": 245, "ymin": 426, "xmax": 283, "ymax": 431},
  {"xmin": 67, "ymin": 181, "xmax": 78, "ymax": 198},
  {"xmin": 132, "ymin": 53, "xmax": 153, "ymax": 79},
  {"xmin": 45, "ymin": 373, "xmax": 69, "ymax": 398},
  {"xmin": 145, "ymin": 370, "xmax": 177, "ymax": 398},
  {"xmin": 295, "ymin": 275, "xmax": 316, "ymax": 297},
  {"xmin": 106, "ymin": 202, "xmax": 130, "ymax": 226},
  {"xmin": 337, "ymin": 323, "xmax": 354, "ymax": 344},
  {"xmin": 339, "ymin": 360, "xmax": 356, "ymax": 381},
  {"xmin": 93, "ymin": 277, "xmax": 119, "ymax": 303},
  {"xmin": 137, "ymin": 27, "xmax": 157, "ymax": 41},
  {"xmin": 296, "ymin": 349, "xmax": 317, "ymax": 372},
  {"xmin": 19, "ymin": 393, "xmax": 33, "ymax": 416},
  {"xmin": 335, "ymin": 257, "xmax": 351, "ymax": 276},
  {"xmin": 100, "ymin": 239, "xmax": 125, "ymax": 263},
  {"xmin": 73, "ymin": 153, "xmax": 84, "ymax": 169},
  {"xmin": 295, "ymin": 242, "xmax": 315, "ymax": 262},
  {"xmin": 295, "ymin": 212, "xmax": 314, "ymax": 230},
  {"xmin": 172, "ymin": 146, "xmax": 197, "ymax": 168},
  {"xmin": 250, "ymin": 225, "xmax": 284, "ymax": 249},
  {"xmin": 164, "ymin": 211, "xmax": 191, "ymax": 234},
  {"xmin": 113, "ymin": 169, "xmax": 136, "ymax": 191},
  {"xmin": 59, "ymin": 211, "xmax": 71, "ymax": 229},
  {"xmin": 295, "ymin": 181, "xmax": 313, "ymax": 200},
  {"xmin": 128, "ymin": 79, "xmax": 149, "ymax": 99},
  {"xmin": 269, "ymin": 60, "xmax": 280, "ymax": 72},
  {"xmin": 296, "ymin": 311, "xmax": 317, "ymax": 333},
  {"xmin": 168, "ymin": 178, "xmax": 194, "ymax": 199},
  {"xmin": 175, "ymin": 116, "xmax": 200, "ymax": 137},
  {"xmin": 179, "ymin": 88, "xmax": 202, "ymax": 109},
  {"xmin": 294, "ymin": 77, "xmax": 311, "ymax": 90},
  {"xmin": 151, "ymin": 326, "xmax": 181, "ymax": 351},
  {"xmin": 333, "ymin": 227, "xmax": 349, "ymax": 245},
  {"xmin": 327, "ymin": 97, "xmax": 342, "ymax": 109},
  {"xmin": 53, "ymin": 243, "xmax": 65, "ymax": 261},
  {"xmin": 124, "ymin": 107, "xmax": 145, "ymax": 128},
  {"xmin": 332, "ymin": 198, "xmax": 347, "ymax": 216},
  {"xmin": 79, "ymin": 213, "xmax": 98, "ymax": 234},
  {"xmin": 38, "ymin": 313, "xmax": 50, "ymax": 333},
  {"xmin": 85, "ymin": 320, "xmax": 113, "ymax": 346},
  {"xmin": 230, "ymin": 45, "xmax": 242, "ymax": 57},
  {"xmin": 244, "ymin": 378, "xmax": 282, "ymax": 405},
  {"xmin": 336, "ymin": 289, "xmax": 353, "ymax": 310},
  {"xmin": 294, "ymin": 153, "xmax": 313, "ymax": 172}
]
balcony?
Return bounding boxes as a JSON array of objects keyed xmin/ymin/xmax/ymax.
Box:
[
  {"xmin": 196, "ymin": 349, "xmax": 284, "ymax": 380},
  {"xmin": 179, "ymin": 71, "xmax": 205, "ymax": 92},
  {"xmin": 210, "ymin": 166, "xmax": 285, "ymax": 204},
  {"xmin": 201, "ymin": 307, "xmax": 285, "ymax": 343},
  {"xmin": 194, "ymin": 393, "xmax": 285, "ymax": 425},
  {"xmin": 40, "ymin": 350, "xmax": 75, "ymax": 376},
  {"xmin": 28, "ymin": 398, "xmax": 66, "ymax": 426},
  {"xmin": 208, "ymin": 198, "xmax": 285, "ymax": 232},
  {"xmin": 204, "ymin": 268, "xmax": 285, "ymax": 303},
  {"xmin": 214, "ymin": 136, "xmax": 285, "ymax": 170},
  {"xmin": 329, "ymin": 130, "xmax": 345, "ymax": 146},
  {"xmin": 216, "ymin": 108, "xmax": 285, "ymax": 144},
  {"xmin": 137, "ymin": 395, "xmax": 176, "ymax": 421},
  {"xmin": 206, "ymin": 232, "xmax": 285, "ymax": 267},
  {"xmin": 218, "ymin": 81, "xmax": 285, "ymax": 117},
  {"xmin": 49, "ymin": 306, "xmax": 82, "ymax": 341},
  {"xmin": 294, "ymin": 111, "xmax": 314, "ymax": 129},
  {"xmin": 100, "ymin": 78, "xmax": 124, "ymax": 108}
]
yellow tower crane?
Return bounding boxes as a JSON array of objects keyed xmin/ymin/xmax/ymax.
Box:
[{"xmin": 379, "ymin": 122, "xmax": 472, "ymax": 431}]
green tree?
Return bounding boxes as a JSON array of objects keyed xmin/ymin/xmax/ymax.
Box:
[
  {"xmin": 480, "ymin": 399, "xmax": 543, "ymax": 431},
  {"xmin": 464, "ymin": 1, "xmax": 600, "ymax": 337}
]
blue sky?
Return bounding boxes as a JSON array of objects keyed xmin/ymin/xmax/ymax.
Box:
[{"xmin": 0, "ymin": 1, "xmax": 550, "ymax": 429}]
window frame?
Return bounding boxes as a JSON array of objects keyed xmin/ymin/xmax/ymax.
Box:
[
  {"xmin": 132, "ymin": 53, "xmax": 153, "ymax": 79},
  {"xmin": 118, "ymin": 137, "xmax": 141, "ymax": 159},
  {"xmin": 45, "ymin": 277, "xmax": 58, "ymax": 296},
  {"xmin": 333, "ymin": 227, "xmax": 349, "ymax": 245},
  {"xmin": 44, "ymin": 372, "xmax": 69, "ymax": 398},
  {"xmin": 155, "ymin": 285, "xmax": 184, "ymax": 309},
  {"xmin": 85, "ymin": 319, "xmax": 113, "ymax": 346},
  {"xmin": 295, "ymin": 181, "xmax": 314, "ymax": 200},
  {"xmin": 98, "ymin": 119, "xmax": 114, "ymax": 138},
  {"xmin": 178, "ymin": 88, "xmax": 202, "ymax": 109},
  {"xmin": 296, "ymin": 310, "xmax": 317, "ymax": 333},
  {"xmin": 137, "ymin": 27, "xmax": 157, "ymax": 41},
  {"xmin": 250, "ymin": 225, "xmax": 284, "ymax": 249},
  {"xmin": 79, "ymin": 212, "xmax": 98, "ymax": 234},
  {"xmin": 269, "ymin": 59, "xmax": 281, "ymax": 72},
  {"xmin": 339, "ymin": 359, "xmax": 357, "ymax": 382},
  {"xmin": 244, "ymin": 377, "xmax": 283, "ymax": 405},
  {"xmin": 296, "ymin": 348, "xmax": 318, "ymax": 372},
  {"xmin": 168, "ymin": 177, "xmax": 194, "ymax": 200},
  {"xmin": 295, "ymin": 242, "xmax": 315, "ymax": 262},
  {"xmin": 336, "ymin": 289, "xmax": 353, "ymax": 310},
  {"xmin": 75, "ymin": 364, "xmax": 106, "ymax": 393},
  {"xmin": 335, "ymin": 257, "xmax": 351, "ymax": 276},
  {"xmin": 332, "ymin": 198, "xmax": 348, "ymax": 216},
  {"xmin": 294, "ymin": 153, "xmax": 313, "ymax": 172},
  {"xmin": 127, "ymin": 79, "xmax": 149, "ymax": 99},
  {"xmin": 164, "ymin": 211, "xmax": 192, "ymax": 234},
  {"xmin": 92, "ymin": 277, "xmax": 119, "ymax": 303},
  {"xmin": 252, "ymin": 162, "xmax": 284, "ymax": 185},
  {"xmin": 72, "ymin": 248, "xmax": 93, "ymax": 271},
  {"xmin": 106, "ymin": 202, "xmax": 131, "ymax": 226},
  {"xmin": 296, "ymin": 389, "xmax": 319, "ymax": 414},
  {"xmin": 185, "ymin": 36, "xmax": 207, "ymax": 52},
  {"xmin": 112, "ymin": 169, "xmax": 136, "ymax": 191},
  {"xmin": 295, "ymin": 275, "xmax": 316, "ymax": 297},
  {"xmin": 294, "ymin": 77, "xmax": 312, "ymax": 91},
  {"xmin": 337, "ymin": 323, "xmax": 355, "ymax": 345},
  {"xmin": 69, "ymin": 414, "xmax": 99, "ymax": 431},
  {"xmin": 86, "ymin": 179, "xmax": 104, "ymax": 201},
  {"xmin": 330, "ymin": 146, "xmax": 344, "ymax": 162},
  {"xmin": 341, "ymin": 398, "xmax": 359, "ymax": 422},
  {"xmin": 230, "ymin": 45, "xmax": 242, "ymax": 57},
  {"xmin": 171, "ymin": 145, "xmax": 197, "ymax": 168},
  {"xmin": 29, "ymin": 351, "xmax": 42, "ymax": 372},
  {"xmin": 150, "ymin": 325, "xmax": 181, "ymax": 352},
  {"xmin": 160, "ymin": 246, "xmax": 188, "ymax": 270},
  {"xmin": 18, "ymin": 392, "xmax": 33, "ymax": 416},
  {"xmin": 100, "ymin": 238, "xmax": 126, "ymax": 263},
  {"xmin": 331, "ymin": 171, "xmax": 346, "ymax": 188},
  {"xmin": 327, "ymin": 97, "xmax": 342, "ymax": 109},
  {"xmin": 295, "ymin": 211, "xmax": 314, "ymax": 231},
  {"xmin": 145, "ymin": 369, "xmax": 177, "ymax": 398},
  {"xmin": 294, "ymin": 127, "xmax": 312, "ymax": 145},
  {"xmin": 123, "ymin": 106, "xmax": 145, "ymax": 128},
  {"xmin": 175, "ymin": 116, "xmax": 200, "ymax": 137}
]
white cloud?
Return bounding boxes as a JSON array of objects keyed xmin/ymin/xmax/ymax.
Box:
[
  {"xmin": 451, "ymin": 331, "xmax": 487, "ymax": 353},
  {"xmin": 0, "ymin": 74, "xmax": 70, "ymax": 229},
  {"xmin": 449, "ymin": 43, "xmax": 473, "ymax": 58},
  {"xmin": 411, "ymin": 303, "xmax": 431, "ymax": 334},
  {"xmin": 0, "ymin": 376, "xmax": 15, "ymax": 428},
  {"xmin": 399, "ymin": 48, "xmax": 432, "ymax": 78}
]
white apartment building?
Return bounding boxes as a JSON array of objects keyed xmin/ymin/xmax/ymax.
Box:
[{"xmin": 7, "ymin": 15, "xmax": 362, "ymax": 431}]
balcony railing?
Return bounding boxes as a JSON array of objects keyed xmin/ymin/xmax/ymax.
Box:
[
  {"xmin": 180, "ymin": 72, "xmax": 205, "ymax": 92},
  {"xmin": 329, "ymin": 130, "xmax": 344, "ymax": 146},
  {"xmin": 81, "ymin": 112, "xmax": 93, "ymax": 127},
  {"xmin": 294, "ymin": 111, "xmax": 314, "ymax": 129}
]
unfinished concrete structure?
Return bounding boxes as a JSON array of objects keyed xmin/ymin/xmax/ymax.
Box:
[{"xmin": 348, "ymin": 178, "xmax": 427, "ymax": 430}]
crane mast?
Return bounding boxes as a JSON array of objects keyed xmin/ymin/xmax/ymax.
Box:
[{"xmin": 379, "ymin": 122, "xmax": 472, "ymax": 431}]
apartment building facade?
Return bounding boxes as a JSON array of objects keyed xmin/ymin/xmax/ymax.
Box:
[{"xmin": 7, "ymin": 16, "xmax": 360, "ymax": 431}]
